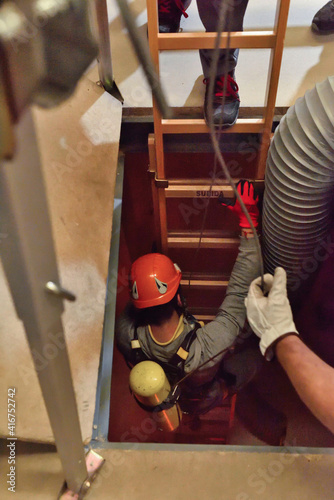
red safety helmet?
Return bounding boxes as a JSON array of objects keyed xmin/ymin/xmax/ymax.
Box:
[{"xmin": 129, "ymin": 253, "xmax": 182, "ymax": 309}]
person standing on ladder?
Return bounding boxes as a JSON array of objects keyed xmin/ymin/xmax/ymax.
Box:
[
  {"xmin": 311, "ymin": 1, "xmax": 334, "ymax": 34},
  {"xmin": 157, "ymin": 0, "xmax": 249, "ymax": 127},
  {"xmin": 116, "ymin": 180, "xmax": 262, "ymax": 411}
]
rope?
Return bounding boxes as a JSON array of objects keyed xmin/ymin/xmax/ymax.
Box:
[
  {"xmin": 205, "ymin": 1, "xmax": 264, "ymax": 290},
  {"xmin": 181, "ymin": 1, "xmax": 265, "ymax": 384}
]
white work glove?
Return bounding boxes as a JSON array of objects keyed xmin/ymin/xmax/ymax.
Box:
[{"xmin": 245, "ymin": 267, "xmax": 299, "ymax": 360}]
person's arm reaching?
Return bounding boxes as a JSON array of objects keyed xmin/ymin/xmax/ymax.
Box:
[
  {"xmin": 186, "ymin": 181, "xmax": 262, "ymax": 379},
  {"xmin": 276, "ymin": 335, "xmax": 334, "ymax": 434},
  {"xmin": 217, "ymin": 180, "xmax": 261, "ymax": 331},
  {"xmin": 212, "ymin": 180, "xmax": 261, "ymax": 332},
  {"xmin": 245, "ymin": 266, "xmax": 334, "ymax": 434}
]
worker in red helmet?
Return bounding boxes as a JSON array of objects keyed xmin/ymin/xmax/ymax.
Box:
[
  {"xmin": 116, "ymin": 180, "xmax": 262, "ymax": 401},
  {"xmin": 129, "ymin": 253, "xmax": 182, "ymax": 310}
]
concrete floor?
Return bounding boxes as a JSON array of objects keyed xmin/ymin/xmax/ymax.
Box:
[
  {"xmin": 0, "ymin": 78, "xmax": 121, "ymax": 444},
  {"xmin": 1, "ymin": 441, "xmax": 334, "ymax": 499}
]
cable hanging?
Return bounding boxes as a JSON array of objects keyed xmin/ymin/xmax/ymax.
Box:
[
  {"xmin": 206, "ymin": 0, "xmax": 264, "ymax": 290},
  {"xmin": 182, "ymin": 1, "xmax": 265, "ymax": 385}
]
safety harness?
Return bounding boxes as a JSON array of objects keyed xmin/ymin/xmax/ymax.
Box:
[
  {"xmin": 127, "ymin": 318, "xmax": 202, "ymax": 414},
  {"xmin": 127, "ymin": 317, "xmax": 237, "ymax": 416},
  {"xmin": 129, "ymin": 318, "xmax": 202, "ymax": 384}
]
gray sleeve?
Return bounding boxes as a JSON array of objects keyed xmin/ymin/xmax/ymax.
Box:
[
  {"xmin": 115, "ymin": 302, "xmax": 137, "ymax": 362},
  {"xmin": 185, "ymin": 236, "xmax": 261, "ymax": 383}
]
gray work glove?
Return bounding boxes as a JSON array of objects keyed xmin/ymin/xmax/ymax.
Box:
[{"xmin": 245, "ymin": 267, "xmax": 299, "ymax": 360}]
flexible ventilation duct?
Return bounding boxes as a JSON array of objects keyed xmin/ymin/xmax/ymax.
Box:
[{"xmin": 262, "ymin": 76, "xmax": 334, "ymax": 292}]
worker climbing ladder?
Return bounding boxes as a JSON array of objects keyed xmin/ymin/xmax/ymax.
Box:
[{"xmin": 147, "ymin": 0, "xmax": 290, "ymax": 255}]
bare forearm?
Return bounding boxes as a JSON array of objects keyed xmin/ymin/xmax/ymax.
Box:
[{"xmin": 276, "ymin": 335, "xmax": 334, "ymax": 434}]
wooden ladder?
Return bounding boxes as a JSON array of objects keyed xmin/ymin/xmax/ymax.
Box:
[{"xmin": 147, "ymin": 0, "xmax": 290, "ymax": 319}]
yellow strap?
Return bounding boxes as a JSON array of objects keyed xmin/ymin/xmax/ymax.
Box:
[
  {"xmin": 176, "ymin": 347, "xmax": 189, "ymax": 361},
  {"xmin": 131, "ymin": 340, "xmax": 141, "ymax": 349}
]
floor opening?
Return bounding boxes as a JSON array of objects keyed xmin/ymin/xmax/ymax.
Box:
[{"xmin": 107, "ymin": 146, "xmax": 334, "ymax": 448}]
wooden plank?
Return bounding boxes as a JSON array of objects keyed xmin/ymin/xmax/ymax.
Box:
[
  {"xmin": 181, "ymin": 279, "xmax": 229, "ymax": 287},
  {"xmin": 146, "ymin": 0, "xmax": 159, "ymax": 71},
  {"xmin": 257, "ymin": 0, "xmax": 290, "ymax": 178},
  {"xmin": 147, "ymin": 0, "xmax": 165, "ymax": 179},
  {"xmin": 158, "ymin": 31, "xmax": 276, "ymax": 51},
  {"xmin": 121, "ymin": 106, "xmax": 289, "ymax": 119},
  {"xmin": 166, "ymin": 180, "xmax": 265, "ymax": 197},
  {"xmin": 148, "ymin": 134, "xmax": 162, "ymax": 252},
  {"xmin": 147, "ymin": 2, "xmax": 168, "ymax": 252},
  {"xmin": 193, "ymin": 315, "xmax": 216, "ymax": 321},
  {"xmin": 166, "ymin": 184, "xmax": 233, "ymax": 198},
  {"xmin": 158, "ymin": 188, "xmax": 168, "ymax": 254},
  {"xmin": 161, "ymin": 118, "xmax": 265, "ymax": 134},
  {"xmin": 168, "ymin": 236, "xmax": 239, "ymax": 248},
  {"xmin": 168, "ymin": 178, "xmax": 231, "ymax": 186}
]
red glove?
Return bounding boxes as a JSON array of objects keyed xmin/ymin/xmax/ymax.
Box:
[{"xmin": 219, "ymin": 180, "xmax": 259, "ymax": 228}]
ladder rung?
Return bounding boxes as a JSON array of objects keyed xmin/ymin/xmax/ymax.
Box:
[
  {"xmin": 161, "ymin": 118, "xmax": 265, "ymax": 134},
  {"xmin": 194, "ymin": 315, "xmax": 216, "ymax": 322},
  {"xmin": 168, "ymin": 179, "xmax": 230, "ymax": 186},
  {"xmin": 168, "ymin": 236, "xmax": 239, "ymax": 248},
  {"xmin": 189, "ymin": 306, "xmax": 219, "ymax": 315},
  {"xmin": 181, "ymin": 279, "xmax": 228, "ymax": 287},
  {"xmin": 166, "ymin": 180, "xmax": 265, "ymax": 198},
  {"xmin": 166, "ymin": 184, "xmax": 233, "ymax": 198},
  {"xmin": 158, "ymin": 31, "xmax": 276, "ymax": 51}
]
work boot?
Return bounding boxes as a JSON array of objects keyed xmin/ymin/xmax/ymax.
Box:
[
  {"xmin": 204, "ymin": 72, "xmax": 240, "ymax": 128},
  {"xmin": 312, "ymin": 1, "xmax": 334, "ymax": 34},
  {"xmin": 158, "ymin": 0, "xmax": 191, "ymax": 33}
]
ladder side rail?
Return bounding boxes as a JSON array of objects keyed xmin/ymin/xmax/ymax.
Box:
[
  {"xmin": 147, "ymin": 0, "xmax": 165, "ymax": 181},
  {"xmin": 257, "ymin": 0, "xmax": 290, "ymax": 178},
  {"xmin": 147, "ymin": 0, "xmax": 168, "ymax": 252},
  {"xmin": 148, "ymin": 134, "xmax": 163, "ymax": 252}
]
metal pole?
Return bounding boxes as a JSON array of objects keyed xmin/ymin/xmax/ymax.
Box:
[
  {"xmin": 115, "ymin": 0, "xmax": 171, "ymax": 117},
  {"xmin": 94, "ymin": 0, "xmax": 114, "ymax": 92},
  {"xmin": 0, "ymin": 109, "xmax": 88, "ymax": 494}
]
